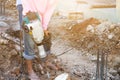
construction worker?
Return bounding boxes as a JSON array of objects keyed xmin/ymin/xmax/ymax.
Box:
[
  {"xmin": 16, "ymin": 0, "xmax": 57, "ymax": 80},
  {"xmin": 16, "ymin": 0, "xmax": 39, "ymax": 80}
]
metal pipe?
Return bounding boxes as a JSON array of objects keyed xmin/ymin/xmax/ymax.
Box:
[{"xmin": 105, "ymin": 52, "xmax": 108, "ymax": 80}]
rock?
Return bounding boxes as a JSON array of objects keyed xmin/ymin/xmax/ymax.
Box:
[
  {"xmin": 54, "ymin": 73, "xmax": 70, "ymax": 80},
  {"xmin": 95, "ymin": 21, "xmax": 111, "ymax": 34},
  {"xmin": 113, "ymin": 56, "xmax": 120, "ymax": 68},
  {"xmin": 109, "ymin": 24, "xmax": 116, "ymax": 29},
  {"xmin": 87, "ymin": 42, "xmax": 95, "ymax": 49},
  {"xmin": 107, "ymin": 73, "xmax": 115, "ymax": 79},
  {"xmin": 118, "ymin": 67, "xmax": 120, "ymax": 73},
  {"xmin": 109, "ymin": 68, "xmax": 118, "ymax": 76},
  {"xmin": 89, "ymin": 55, "xmax": 97, "ymax": 61},
  {"xmin": 108, "ymin": 33, "xmax": 114, "ymax": 39},
  {"xmin": 0, "ymin": 16, "xmax": 7, "ymax": 21},
  {"xmin": 12, "ymin": 22, "xmax": 20, "ymax": 31},
  {"xmin": 0, "ymin": 38, "xmax": 9, "ymax": 44},
  {"xmin": 9, "ymin": 49, "xmax": 18, "ymax": 56},
  {"xmin": 114, "ymin": 74, "xmax": 120, "ymax": 80},
  {"xmin": 11, "ymin": 67, "xmax": 20, "ymax": 76},
  {"xmin": 86, "ymin": 25, "xmax": 95, "ymax": 33},
  {"xmin": 0, "ymin": 21, "xmax": 9, "ymax": 27}
]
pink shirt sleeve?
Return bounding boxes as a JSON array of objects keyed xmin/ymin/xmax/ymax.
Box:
[{"xmin": 21, "ymin": 0, "xmax": 57, "ymax": 30}]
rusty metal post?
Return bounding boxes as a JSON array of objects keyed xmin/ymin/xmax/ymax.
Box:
[
  {"xmin": 96, "ymin": 49, "xmax": 100, "ymax": 80},
  {"xmin": 104, "ymin": 52, "xmax": 108, "ymax": 80},
  {"xmin": 100, "ymin": 51, "xmax": 105, "ymax": 80},
  {"xmin": 96, "ymin": 49, "xmax": 109, "ymax": 80}
]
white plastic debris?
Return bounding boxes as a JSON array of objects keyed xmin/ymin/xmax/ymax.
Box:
[{"xmin": 54, "ymin": 73, "xmax": 70, "ymax": 80}]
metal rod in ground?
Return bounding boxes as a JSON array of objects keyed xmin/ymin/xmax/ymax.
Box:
[
  {"xmin": 105, "ymin": 52, "xmax": 108, "ymax": 80},
  {"xmin": 100, "ymin": 51, "xmax": 105, "ymax": 80},
  {"xmin": 96, "ymin": 49, "xmax": 100, "ymax": 80}
]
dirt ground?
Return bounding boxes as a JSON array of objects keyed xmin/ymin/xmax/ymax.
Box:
[{"xmin": 0, "ymin": 1, "xmax": 120, "ymax": 80}]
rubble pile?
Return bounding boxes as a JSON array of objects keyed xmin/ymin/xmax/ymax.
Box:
[
  {"xmin": 5, "ymin": 0, "xmax": 16, "ymax": 9},
  {"xmin": 0, "ymin": 31, "xmax": 65, "ymax": 80},
  {"xmin": 0, "ymin": 32, "xmax": 21, "ymax": 79},
  {"xmin": 66, "ymin": 19, "xmax": 120, "ymax": 79},
  {"xmin": 0, "ymin": 29, "xmax": 97, "ymax": 80}
]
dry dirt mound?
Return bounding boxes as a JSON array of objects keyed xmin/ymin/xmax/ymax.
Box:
[
  {"xmin": 70, "ymin": 17, "xmax": 101, "ymax": 34},
  {"xmin": 65, "ymin": 18, "xmax": 101, "ymax": 49},
  {"xmin": 65, "ymin": 18, "xmax": 120, "ymax": 78}
]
